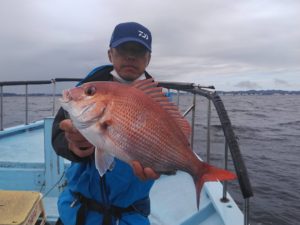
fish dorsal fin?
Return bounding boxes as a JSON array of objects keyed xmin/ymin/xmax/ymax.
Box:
[{"xmin": 132, "ymin": 79, "xmax": 191, "ymax": 139}]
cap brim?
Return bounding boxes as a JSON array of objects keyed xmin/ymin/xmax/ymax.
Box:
[{"xmin": 110, "ymin": 37, "xmax": 151, "ymax": 52}]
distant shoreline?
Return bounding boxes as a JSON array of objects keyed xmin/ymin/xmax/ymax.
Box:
[
  {"xmin": 2, "ymin": 93, "xmax": 63, "ymax": 96},
  {"xmin": 216, "ymin": 90, "xmax": 300, "ymax": 95},
  {"xmin": 2, "ymin": 90, "xmax": 300, "ymax": 96}
]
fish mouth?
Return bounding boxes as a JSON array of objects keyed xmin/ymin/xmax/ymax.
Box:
[
  {"xmin": 59, "ymin": 94, "xmax": 72, "ymax": 116},
  {"xmin": 59, "ymin": 89, "xmax": 96, "ymax": 118},
  {"xmin": 59, "ymin": 98, "xmax": 70, "ymax": 104},
  {"xmin": 60, "ymin": 90, "xmax": 72, "ymax": 103}
]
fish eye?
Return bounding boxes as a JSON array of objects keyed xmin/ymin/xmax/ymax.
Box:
[{"xmin": 85, "ymin": 86, "xmax": 96, "ymax": 96}]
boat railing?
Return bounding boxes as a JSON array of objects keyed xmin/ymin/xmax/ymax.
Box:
[
  {"xmin": 0, "ymin": 79, "xmax": 253, "ymax": 225},
  {"xmin": 159, "ymin": 81, "xmax": 253, "ymax": 225},
  {"xmin": 0, "ymin": 79, "xmax": 81, "ymax": 130}
]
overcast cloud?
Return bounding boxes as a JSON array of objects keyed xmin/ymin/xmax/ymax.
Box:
[{"xmin": 0, "ymin": 0, "xmax": 299, "ymax": 91}]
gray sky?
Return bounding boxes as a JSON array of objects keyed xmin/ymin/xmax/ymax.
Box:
[{"xmin": 1, "ymin": 0, "xmax": 299, "ymax": 91}]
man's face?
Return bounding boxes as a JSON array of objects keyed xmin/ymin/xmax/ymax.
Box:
[{"xmin": 108, "ymin": 42, "xmax": 151, "ymax": 81}]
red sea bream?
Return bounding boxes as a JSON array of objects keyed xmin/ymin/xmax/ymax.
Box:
[{"xmin": 60, "ymin": 79, "xmax": 236, "ymax": 208}]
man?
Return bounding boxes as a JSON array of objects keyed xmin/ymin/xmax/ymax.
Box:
[{"xmin": 52, "ymin": 22, "xmax": 159, "ymax": 225}]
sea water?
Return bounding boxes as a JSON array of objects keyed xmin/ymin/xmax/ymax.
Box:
[{"xmin": 1, "ymin": 94, "xmax": 299, "ymax": 225}]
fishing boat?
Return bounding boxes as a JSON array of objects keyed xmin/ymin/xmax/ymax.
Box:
[{"xmin": 0, "ymin": 79, "xmax": 253, "ymax": 225}]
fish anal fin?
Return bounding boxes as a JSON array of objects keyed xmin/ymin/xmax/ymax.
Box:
[{"xmin": 132, "ymin": 79, "xmax": 191, "ymax": 139}]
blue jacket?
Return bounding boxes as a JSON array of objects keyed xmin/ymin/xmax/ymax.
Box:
[
  {"xmin": 52, "ymin": 65, "xmax": 154, "ymax": 225},
  {"xmin": 58, "ymin": 160, "xmax": 153, "ymax": 225}
]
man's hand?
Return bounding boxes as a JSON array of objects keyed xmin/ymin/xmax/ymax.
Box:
[
  {"xmin": 132, "ymin": 161, "xmax": 160, "ymax": 181},
  {"xmin": 59, "ymin": 119, "xmax": 94, "ymax": 158}
]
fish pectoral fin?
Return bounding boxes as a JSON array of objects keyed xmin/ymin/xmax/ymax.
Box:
[
  {"xmin": 99, "ymin": 108, "xmax": 113, "ymax": 130},
  {"xmin": 95, "ymin": 147, "xmax": 115, "ymax": 177},
  {"xmin": 100, "ymin": 119, "xmax": 113, "ymax": 130}
]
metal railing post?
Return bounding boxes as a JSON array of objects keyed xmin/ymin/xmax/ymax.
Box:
[
  {"xmin": 176, "ymin": 90, "xmax": 180, "ymax": 106},
  {"xmin": 190, "ymin": 93, "xmax": 196, "ymax": 150},
  {"xmin": 52, "ymin": 79, "xmax": 56, "ymax": 116},
  {"xmin": 0, "ymin": 85, "xmax": 3, "ymax": 130},
  {"xmin": 206, "ymin": 99, "xmax": 211, "ymax": 163},
  {"xmin": 244, "ymin": 198, "xmax": 250, "ymax": 225},
  {"xmin": 0, "ymin": 78, "xmax": 82, "ymax": 128},
  {"xmin": 44, "ymin": 117, "xmax": 65, "ymax": 196},
  {"xmin": 25, "ymin": 84, "xmax": 28, "ymax": 125},
  {"xmin": 221, "ymin": 141, "xmax": 229, "ymax": 202}
]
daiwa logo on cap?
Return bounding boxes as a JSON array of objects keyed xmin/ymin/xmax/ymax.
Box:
[
  {"xmin": 138, "ymin": 30, "xmax": 149, "ymax": 40},
  {"xmin": 110, "ymin": 22, "xmax": 152, "ymax": 52}
]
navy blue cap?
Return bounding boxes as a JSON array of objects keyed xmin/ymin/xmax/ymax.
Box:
[{"xmin": 109, "ymin": 22, "xmax": 152, "ymax": 52}]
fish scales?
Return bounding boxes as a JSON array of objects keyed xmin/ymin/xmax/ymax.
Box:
[
  {"xmin": 111, "ymin": 97, "xmax": 182, "ymax": 143},
  {"xmin": 112, "ymin": 111, "xmax": 182, "ymax": 171},
  {"xmin": 97, "ymin": 85, "xmax": 191, "ymax": 172}
]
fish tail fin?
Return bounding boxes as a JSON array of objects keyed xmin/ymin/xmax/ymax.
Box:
[{"xmin": 193, "ymin": 162, "xmax": 236, "ymax": 209}]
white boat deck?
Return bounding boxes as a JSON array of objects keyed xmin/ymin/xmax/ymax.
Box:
[
  {"xmin": 150, "ymin": 172, "xmax": 242, "ymax": 225},
  {"xmin": 0, "ymin": 121, "xmax": 44, "ymax": 163}
]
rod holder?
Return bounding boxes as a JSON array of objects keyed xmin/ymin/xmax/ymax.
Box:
[
  {"xmin": 244, "ymin": 198, "xmax": 250, "ymax": 225},
  {"xmin": 221, "ymin": 141, "xmax": 229, "ymax": 202}
]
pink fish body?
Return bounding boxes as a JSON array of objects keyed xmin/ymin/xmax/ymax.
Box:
[{"xmin": 60, "ymin": 79, "xmax": 236, "ymax": 208}]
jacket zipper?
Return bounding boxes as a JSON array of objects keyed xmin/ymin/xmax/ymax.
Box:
[{"xmin": 100, "ymin": 174, "xmax": 109, "ymax": 205}]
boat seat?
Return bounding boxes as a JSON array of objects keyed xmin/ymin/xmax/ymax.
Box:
[{"xmin": 0, "ymin": 190, "xmax": 46, "ymax": 225}]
